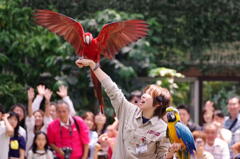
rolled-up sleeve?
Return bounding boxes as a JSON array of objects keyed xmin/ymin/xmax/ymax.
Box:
[
  {"xmin": 101, "ymin": 76, "xmax": 134, "ymax": 120},
  {"xmin": 63, "ymin": 96, "xmax": 76, "ymax": 116}
]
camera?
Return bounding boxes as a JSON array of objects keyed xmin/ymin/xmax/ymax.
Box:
[{"xmin": 62, "ymin": 147, "xmax": 72, "ymax": 159}]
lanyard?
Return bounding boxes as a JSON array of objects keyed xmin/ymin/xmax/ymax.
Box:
[{"xmin": 59, "ymin": 119, "xmax": 73, "ymax": 148}]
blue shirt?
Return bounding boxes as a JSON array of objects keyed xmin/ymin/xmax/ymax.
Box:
[{"xmin": 8, "ymin": 135, "xmax": 26, "ymax": 158}]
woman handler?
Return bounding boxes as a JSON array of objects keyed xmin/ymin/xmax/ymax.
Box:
[{"xmin": 75, "ymin": 58, "xmax": 179, "ymax": 159}]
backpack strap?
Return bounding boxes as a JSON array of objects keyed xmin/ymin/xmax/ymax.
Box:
[
  {"xmin": 72, "ymin": 116, "xmax": 80, "ymax": 134},
  {"xmin": 228, "ymin": 118, "xmax": 238, "ymax": 131}
]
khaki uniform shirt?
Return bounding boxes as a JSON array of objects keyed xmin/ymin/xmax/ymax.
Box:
[{"xmin": 101, "ymin": 76, "xmax": 171, "ymax": 159}]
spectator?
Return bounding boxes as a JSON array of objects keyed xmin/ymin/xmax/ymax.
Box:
[
  {"xmin": 82, "ymin": 111, "xmax": 98, "ymax": 159},
  {"xmin": 98, "ymin": 125, "xmax": 118, "ymax": 159},
  {"xmin": 49, "ymin": 101, "xmax": 58, "ymax": 120},
  {"xmin": 27, "ymin": 131, "xmax": 54, "ymax": 159},
  {"xmin": 213, "ymin": 110, "xmax": 232, "ymax": 144},
  {"xmin": 129, "ymin": 90, "xmax": 142, "ymax": 105},
  {"xmin": 8, "ymin": 112, "xmax": 26, "ymax": 159},
  {"xmin": 47, "ymin": 100, "xmax": 89, "ymax": 159},
  {"xmin": 224, "ymin": 97, "xmax": 240, "ymax": 146},
  {"xmin": 10, "ymin": 103, "xmax": 27, "ymax": 140},
  {"xmin": 177, "ymin": 104, "xmax": 201, "ymax": 132},
  {"xmin": 25, "ymin": 88, "xmax": 53, "ymax": 152},
  {"xmin": 0, "ymin": 104, "xmax": 5, "ymax": 120},
  {"xmin": 192, "ymin": 130, "xmax": 214, "ymax": 159},
  {"xmin": 95, "ymin": 113, "xmax": 107, "ymax": 136},
  {"xmin": 32, "ymin": 84, "xmax": 76, "ymax": 118},
  {"xmin": 10, "ymin": 103, "xmax": 26, "ymax": 128},
  {"xmin": 232, "ymin": 142, "xmax": 240, "ymax": 159},
  {"xmin": 203, "ymin": 100, "xmax": 215, "ymax": 112},
  {"xmin": 202, "ymin": 109, "xmax": 214, "ymax": 125},
  {"xmin": 76, "ymin": 58, "xmax": 179, "ymax": 159},
  {"xmin": 97, "ymin": 116, "xmax": 118, "ymax": 159},
  {"xmin": 0, "ymin": 113, "xmax": 14, "ymax": 159},
  {"xmin": 204, "ymin": 123, "xmax": 230, "ymax": 159}
]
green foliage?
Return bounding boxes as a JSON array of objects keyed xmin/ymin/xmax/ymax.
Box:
[
  {"xmin": 1, "ymin": 0, "xmax": 240, "ymax": 116},
  {"xmin": 149, "ymin": 67, "xmax": 186, "ymax": 105}
]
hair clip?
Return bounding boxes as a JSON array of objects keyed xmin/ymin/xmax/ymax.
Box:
[{"xmin": 156, "ymin": 96, "xmax": 164, "ymax": 103}]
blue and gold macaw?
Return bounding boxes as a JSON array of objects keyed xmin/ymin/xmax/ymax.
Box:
[{"xmin": 166, "ymin": 107, "xmax": 196, "ymax": 159}]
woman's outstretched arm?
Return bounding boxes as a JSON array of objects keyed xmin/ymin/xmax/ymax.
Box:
[
  {"xmin": 75, "ymin": 58, "xmax": 136, "ymax": 119},
  {"xmin": 75, "ymin": 58, "xmax": 107, "ymax": 81}
]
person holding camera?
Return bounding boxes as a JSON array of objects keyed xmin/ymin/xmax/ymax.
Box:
[{"xmin": 47, "ymin": 100, "xmax": 90, "ymax": 159}]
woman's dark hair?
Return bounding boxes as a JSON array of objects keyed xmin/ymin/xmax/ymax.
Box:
[
  {"xmin": 153, "ymin": 95, "xmax": 171, "ymax": 118},
  {"xmin": 177, "ymin": 104, "xmax": 190, "ymax": 114},
  {"xmin": 202, "ymin": 109, "xmax": 214, "ymax": 124},
  {"xmin": 82, "ymin": 111, "xmax": 96, "ymax": 131},
  {"xmin": 32, "ymin": 131, "xmax": 49, "ymax": 153},
  {"xmin": 8, "ymin": 112, "xmax": 20, "ymax": 137},
  {"xmin": 143, "ymin": 85, "xmax": 171, "ymax": 118},
  {"xmin": 214, "ymin": 110, "xmax": 225, "ymax": 118},
  {"xmin": 10, "ymin": 104, "xmax": 26, "ymax": 128}
]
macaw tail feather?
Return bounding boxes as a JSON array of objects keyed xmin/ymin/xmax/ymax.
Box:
[
  {"xmin": 177, "ymin": 149, "xmax": 190, "ymax": 159},
  {"xmin": 90, "ymin": 70, "xmax": 104, "ymax": 114}
]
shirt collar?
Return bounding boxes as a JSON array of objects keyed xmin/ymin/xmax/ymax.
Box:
[
  {"xmin": 135, "ymin": 109, "xmax": 163, "ymax": 125},
  {"xmin": 60, "ymin": 116, "xmax": 73, "ymax": 126},
  {"xmin": 135, "ymin": 109, "xmax": 142, "ymax": 119}
]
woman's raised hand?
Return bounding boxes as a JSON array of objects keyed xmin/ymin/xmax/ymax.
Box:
[{"xmin": 75, "ymin": 58, "xmax": 95, "ymax": 69}]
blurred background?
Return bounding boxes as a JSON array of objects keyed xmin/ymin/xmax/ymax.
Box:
[{"xmin": 1, "ymin": 0, "xmax": 240, "ymax": 123}]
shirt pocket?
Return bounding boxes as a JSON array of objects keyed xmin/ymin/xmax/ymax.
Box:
[{"xmin": 145, "ymin": 134, "xmax": 160, "ymax": 155}]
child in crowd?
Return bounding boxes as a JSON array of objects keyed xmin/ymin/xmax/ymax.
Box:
[
  {"xmin": 27, "ymin": 131, "xmax": 54, "ymax": 159},
  {"xmin": 8, "ymin": 112, "xmax": 26, "ymax": 159}
]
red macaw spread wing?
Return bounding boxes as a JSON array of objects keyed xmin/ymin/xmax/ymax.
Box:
[
  {"xmin": 34, "ymin": 9, "xmax": 85, "ymax": 56},
  {"xmin": 96, "ymin": 20, "xmax": 149, "ymax": 59}
]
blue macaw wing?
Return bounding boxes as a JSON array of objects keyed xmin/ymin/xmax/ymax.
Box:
[{"xmin": 175, "ymin": 122, "xmax": 196, "ymax": 154}]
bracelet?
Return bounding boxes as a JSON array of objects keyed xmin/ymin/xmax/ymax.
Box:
[{"xmin": 93, "ymin": 63, "xmax": 100, "ymax": 71}]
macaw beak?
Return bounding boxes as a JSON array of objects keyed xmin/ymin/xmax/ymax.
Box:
[
  {"xmin": 85, "ymin": 36, "xmax": 91, "ymax": 44},
  {"xmin": 167, "ymin": 112, "xmax": 176, "ymax": 122}
]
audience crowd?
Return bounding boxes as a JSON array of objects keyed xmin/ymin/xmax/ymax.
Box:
[{"xmin": 1, "ymin": 83, "xmax": 240, "ymax": 159}]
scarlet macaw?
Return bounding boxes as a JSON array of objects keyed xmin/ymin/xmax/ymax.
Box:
[
  {"xmin": 33, "ymin": 10, "xmax": 149, "ymax": 113},
  {"xmin": 166, "ymin": 106, "xmax": 196, "ymax": 159}
]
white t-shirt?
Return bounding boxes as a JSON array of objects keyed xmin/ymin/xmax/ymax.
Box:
[
  {"xmin": 0, "ymin": 121, "xmax": 10, "ymax": 159},
  {"xmin": 205, "ymin": 138, "xmax": 230, "ymax": 159},
  {"xmin": 89, "ymin": 131, "xmax": 98, "ymax": 159},
  {"xmin": 19, "ymin": 126, "xmax": 26, "ymax": 140},
  {"xmin": 25, "ymin": 116, "xmax": 52, "ymax": 152},
  {"xmin": 27, "ymin": 150, "xmax": 54, "ymax": 159}
]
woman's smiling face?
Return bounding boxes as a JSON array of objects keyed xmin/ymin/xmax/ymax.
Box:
[{"xmin": 138, "ymin": 91, "xmax": 154, "ymax": 110}]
